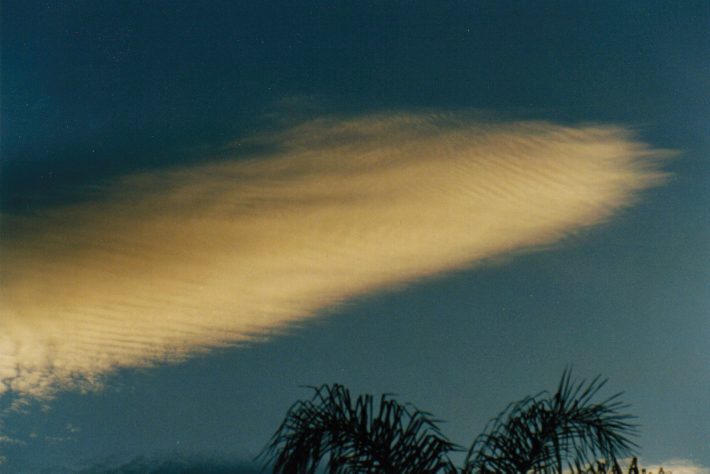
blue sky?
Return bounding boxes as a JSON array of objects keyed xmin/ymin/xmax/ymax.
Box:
[{"xmin": 1, "ymin": 1, "xmax": 708, "ymax": 472}]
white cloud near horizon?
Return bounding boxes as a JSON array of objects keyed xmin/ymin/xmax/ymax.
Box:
[
  {"xmin": 641, "ymin": 459, "xmax": 710, "ymax": 474},
  {"xmin": 0, "ymin": 112, "xmax": 669, "ymax": 399}
]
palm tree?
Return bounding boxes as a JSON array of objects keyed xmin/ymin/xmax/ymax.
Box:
[
  {"xmin": 261, "ymin": 371, "xmax": 638, "ymax": 473},
  {"xmin": 259, "ymin": 384, "xmax": 457, "ymax": 473},
  {"xmin": 463, "ymin": 370, "xmax": 637, "ymax": 473}
]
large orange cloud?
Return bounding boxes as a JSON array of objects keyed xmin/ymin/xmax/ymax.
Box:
[{"xmin": 0, "ymin": 112, "xmax": 669, "ymax": 398}]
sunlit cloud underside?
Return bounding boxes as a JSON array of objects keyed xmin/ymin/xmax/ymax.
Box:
[{"xmin": 0, "ymin": 112, "xmax": 668, "ymax": 398}]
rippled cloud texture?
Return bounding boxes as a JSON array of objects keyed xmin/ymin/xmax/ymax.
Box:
[{"xmin": 0, "ymin": 112, "xmax": 668, "ymax": 398}]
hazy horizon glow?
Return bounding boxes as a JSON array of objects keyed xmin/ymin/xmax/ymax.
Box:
[
  {"xmin": 641, "ymin": 459, "xmax": 710, "ymax": 474},
  {"xmin": 0, "ymin": 112, "xmax": 669, "ymax": 399}
]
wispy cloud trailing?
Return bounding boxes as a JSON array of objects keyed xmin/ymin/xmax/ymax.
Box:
[
  {"xmin": 76, "ymin": 454, "xmax": 261, "ymax": 473},
  {"xmin": 0, "ymin": 112, "xmax": 668, "ymax": 398}
]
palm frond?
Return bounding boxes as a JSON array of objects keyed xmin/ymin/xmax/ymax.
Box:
[
  {"xmin": 464, "ymin": 370, "xmax": 638, "ymax": 473},
  {"xmin": 259, "ymin": 384, "xmax": 458, "ymax": 473}
]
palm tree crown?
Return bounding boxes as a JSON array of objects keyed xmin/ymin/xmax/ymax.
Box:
[
  {"xmin": 464, "ymin": 370, "xmax": 637, "ymax": 473},
  {"xmin": 260, "ymin": 383, "xmax": 457, "ymax": 473}
]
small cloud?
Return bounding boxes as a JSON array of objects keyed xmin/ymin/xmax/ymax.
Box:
[
  {"xmin": 65, "ymin": 423, "xmax": 81, "ymax": 434},
  {"xmin": 77, "ymin": 454, "xmax": 261, "ymax": 473},
  {"xmin": 44, "ymin": 435, "xmax": 76, "ymax": 445},
  {"xmin": 0, "ymin": 434, "xmax": 25, "ymax": 446},
  {"xmin": 643, "ymin": 458, "xmax": 710, "ymax": 474}
]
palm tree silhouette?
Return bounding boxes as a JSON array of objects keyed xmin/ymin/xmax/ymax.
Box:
[
  {"xmin": 463, "ymin": 371, "xmax": 637, "ymax": 473},
  {"xmin": 260, "ymin": 370, "xmax": 638, "ymax": 473},
  {"xmin": 260, "ymin": 384, "xmax": 457, "ymax": 473}
]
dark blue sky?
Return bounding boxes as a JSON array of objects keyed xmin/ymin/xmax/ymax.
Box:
[{"xmin": 1, "ymin": 1, "xmax": 708, "ymax": 472}]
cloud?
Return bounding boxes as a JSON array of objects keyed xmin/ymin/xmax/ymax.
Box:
[
  {"xmin": 0, "ymin": 111, "xmax": 669, "ymax": 399},
  {"xmin": 642, "ymin": 459, "xmax": 710, "ymax": 474},
  {"xmin": 0, "ymin": 435, "xmax": 24, "ymax": 446},
  {"xmin": 76, "ymin": 454, "xmax": 261, "ymax": 473}
]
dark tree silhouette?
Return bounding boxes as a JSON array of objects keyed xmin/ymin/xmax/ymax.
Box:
[
  {"xmin": 259, "ymin": 384, "xmax": 457, "ymax": 473},
  {"xmin": 463, "ymin": 370, "xmax": 637, "ymax": 473},
  {"xmin": 261, "ymin": 371, "xmax": 639, "ymax": 473}
]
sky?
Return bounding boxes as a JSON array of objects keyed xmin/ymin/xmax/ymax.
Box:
[{"xmin": 1, "ymin": 1, "xmax": 708, "ymax": 472}]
